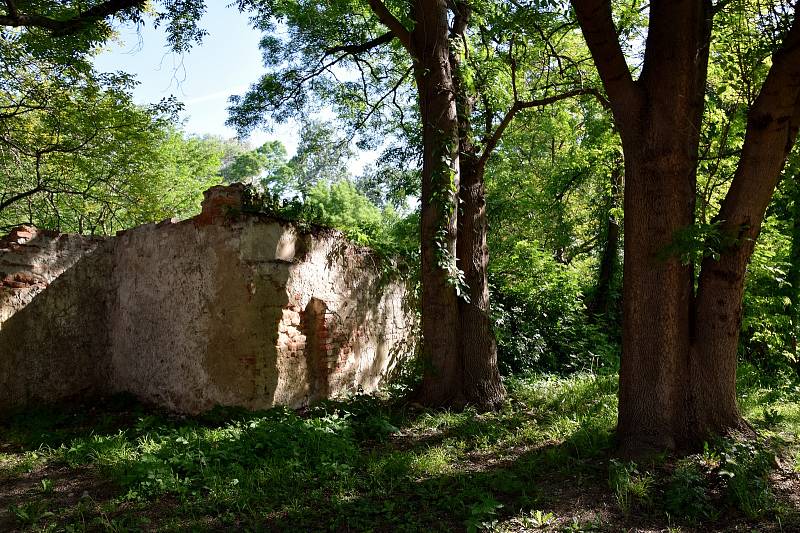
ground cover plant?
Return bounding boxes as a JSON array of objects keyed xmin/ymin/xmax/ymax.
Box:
[{"xmin": 0, "ymin": 366, "xmax": 797, "ymax": 532}]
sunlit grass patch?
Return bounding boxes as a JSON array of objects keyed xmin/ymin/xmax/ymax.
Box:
[
  {"xmin": 0, "ymin": 450, "xmax": 48, "ymax": 480},
  {"xmin": 409, "ymin": 444, "xmax": 459, "ymax": 476}
]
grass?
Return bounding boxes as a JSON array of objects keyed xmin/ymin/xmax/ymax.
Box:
[{"xmin": 0, "ymin": 366, "xmax": 797, "ymax": 532}]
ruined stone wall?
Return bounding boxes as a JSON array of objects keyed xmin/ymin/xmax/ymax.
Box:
[
  {"xmin": 0, "ymin": 186, "xmax": 416, "ymax": 414},
  {"xmin": 107, "ymin": 217, "xmax": 414, "ymax": 413},
  {"xmin": 0, "ymin": 227, "xmax": 112, "ymax": 410},
  {"xmin": 0, "ymin": 226, "xmax": 106, "ymax": 328}
]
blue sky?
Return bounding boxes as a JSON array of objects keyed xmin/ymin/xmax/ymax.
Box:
[{"xmin": 93, "ymin": 2, "xmax": 297, "ymax": 152}]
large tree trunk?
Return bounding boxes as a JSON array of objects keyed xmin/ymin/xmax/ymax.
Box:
[
  {"xmin": 613, "ymin": 1, "xmax": 713, "ymax": 455},
  {"xmin": 573, "ymin": 0, "xmax": 800, "ymax": 454},
  {"xmin": 450, "ymin": 2, "xmax": 505, "ymax": 410},
  {"xmin": 411, "ymin": 0, "xmax": 465, "ymax": 406},
  {"xmin": 618, "ymin": 135, "xmax": 698, "ymax": 453}
]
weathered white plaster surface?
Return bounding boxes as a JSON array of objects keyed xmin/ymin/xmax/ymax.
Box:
[
  {"xmin": 0, "ymin": 186, "xmax": 416, "ymax": 414},
  {"xmin": 0, "ymin": 227, "xmax": 112, "ymax": 410}
]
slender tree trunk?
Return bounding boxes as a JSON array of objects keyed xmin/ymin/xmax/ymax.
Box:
[
  {"xmin": 691, "ymin": 52, "xmax": 800, "ymax": 438},
  {"xmin": 456, "ymin": 147, "xmax": 506, "ymax": 408},
  {"xmin": 450, "ymin": 2, "xmax": 505, "ymax": 410},
  {"xmin": 411, "ymin": 0, "xmax": 465, "ymax": 406},
  {"xmin": 589, "ymin": 164, "xmax": 622, "ymax": 319},
  {"xmin": 788, "ymin": 175, "xmax": 800, "ymax": 363}
]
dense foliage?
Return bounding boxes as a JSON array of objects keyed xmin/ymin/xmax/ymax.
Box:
[{"xmin": 0, "ymin": 37, "xmax": 226, "ymax": 234}]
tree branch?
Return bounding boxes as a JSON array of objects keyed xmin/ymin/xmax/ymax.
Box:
[
  {"xmin": 0, "ymin": 186, "xmax": 41, "ymax": 213},
  {"xmin": 324, "ymin": 31, "xmax": 395, "ymax": 57},
  {"xmin": 477, "ymin": 88, "xmax": 610, "ymax": 170},
  {"xmin": 367, "ymin": 0, "xmax": 412, "ymax": 53},
  {"xmin": 715, "ymin": 9, "xmax": 800, "ymax": 231},
  {"xmin": 0, "ymin": 0, "xmax": 145, "ymax": 35},
  {"xmin": 571, "ymin": 0, "xmax": 640, "ymax": 123}
]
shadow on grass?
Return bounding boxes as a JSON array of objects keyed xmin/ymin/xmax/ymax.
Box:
[{"xmin": 0, "ymin": 372, "xmax": 798, "ymax": 532}]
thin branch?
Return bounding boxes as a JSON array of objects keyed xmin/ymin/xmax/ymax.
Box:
[
  {"xmin": 0, "ymin": 186, "xmax": 41, "ymax": 213},
  {"xmin": 350, "ymin": 66, "xmax": 413, "ymax": 138},
  {"xmin": 477, "ymin": 88, "xmax": 607, "ymax": 171}
]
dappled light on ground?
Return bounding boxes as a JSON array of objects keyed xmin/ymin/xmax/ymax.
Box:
[{"xmin": 0, "ymin": 369, "xmax": 798, "ymax": 531}]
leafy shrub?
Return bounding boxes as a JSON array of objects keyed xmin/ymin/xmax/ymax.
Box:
[
  {"xmin": 663, "ymin": 461, "xmax": 715, "ymax": 523},
  {"xmin": 741, "ymin": 219, "xmax": 797, "ymax": 373},
  {"xmin": 608, "ymin": 459, "xmax": 654, "ymax": 514},
  {"xmin": 241, "ymin": 183, "xmax": 417, "ymax": 259},
  {"xmin": 716, "ymin": 439, "xmax": 776, "ymax": 518},
  {"xmin": 491, "ymin": 240, "xmax": 619, "ymax": 374}
]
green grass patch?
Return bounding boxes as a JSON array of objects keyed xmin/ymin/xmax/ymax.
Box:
[{"xmin": 0, "ymin": 369, "xmax": 797, "ymax": 531}]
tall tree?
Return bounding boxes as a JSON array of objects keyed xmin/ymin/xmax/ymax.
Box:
[
  {"xmin": 572, "ymin": 0, "xmax": 800, "ymax": 453},
  {"xmin": 230, "ymin": 0, "xmax": 608, "ymax": 408},
  {"xmin": 368, "ymin": 0, "xmax": 467, "ymax": 405},
  {"xmin": 230, "ymin": 0, "xmax": 492, "ymax": 407},
  {"xmin": 446, "ymin": 2, "xmax": 607, "ymax": 406}
]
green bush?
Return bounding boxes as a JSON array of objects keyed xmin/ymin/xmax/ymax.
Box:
[
  {"xmin": 663, "ymin": 461, "xmax": 715, "ymax": 523},
  {"xmin": 716, "ymin": 439, "xmax": 777, "ymax": 518},
  {"xmin": 491, "ymin": 240, "xmax": 619, "ymax": 374}
]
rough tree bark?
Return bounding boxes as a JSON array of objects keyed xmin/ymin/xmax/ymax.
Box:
[
  {"xmin": 369, "ymin": 0, "xmax": 465, "ymax": 406},
  {"xmin": 450, "ymin": 2, "xmax": 506, "ymax": 409},
  {"xmin": 411, "ymin": 1, "xmax": 466, "ymax": 406},
  {"xmin": 572, "ymin": 0, "xmax": 800, "ymax": 454}
]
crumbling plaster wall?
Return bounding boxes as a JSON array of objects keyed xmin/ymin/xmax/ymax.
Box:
[
  {"xmin": 0, "ymin": 227, "xmax": 112, "ymax": 410},
  {"xmin": 108, "ymin": 216, "xmax": 414, "ymax": 413},
  {"xmin": 0, "ymin": 186, "xmax": 416, "ymax": 414},
  {"xmin": 0, "ymin": 226, "xmax": 106, "ymax": 328}
]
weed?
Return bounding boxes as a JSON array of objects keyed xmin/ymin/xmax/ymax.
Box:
[
  {"xmin": 464, "ymin": 494, "xmax": 503, "ymax": 533},
  {"xmin": 716, "ymin": 439, "xmax": 776, "ymax": 518},
  {"xmin": 39, "ymin": 477, "xmax": 54, "ymax": 494},
  {"xmin": 9, "ymin": 499, "xmax": 54, "ymax": 527},
  {"xmin": 763, "ymin": 408, "xmax": 784, "ymax": 427},
  {"xmin": 608, "ymin": 459, "xmax": 654, "ymax": 514},
  {"xmin": 518, "ymin": 509, "xmax": 554, "ymax": 528},
  {"xmin": 663, "ymin": 460, "xmax": 715, "ymax": 522}
]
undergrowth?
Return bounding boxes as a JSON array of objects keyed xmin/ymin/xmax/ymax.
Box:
[{"xmin": 0, "ymin": 366, "xmax": 797, "ymax": 532}]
